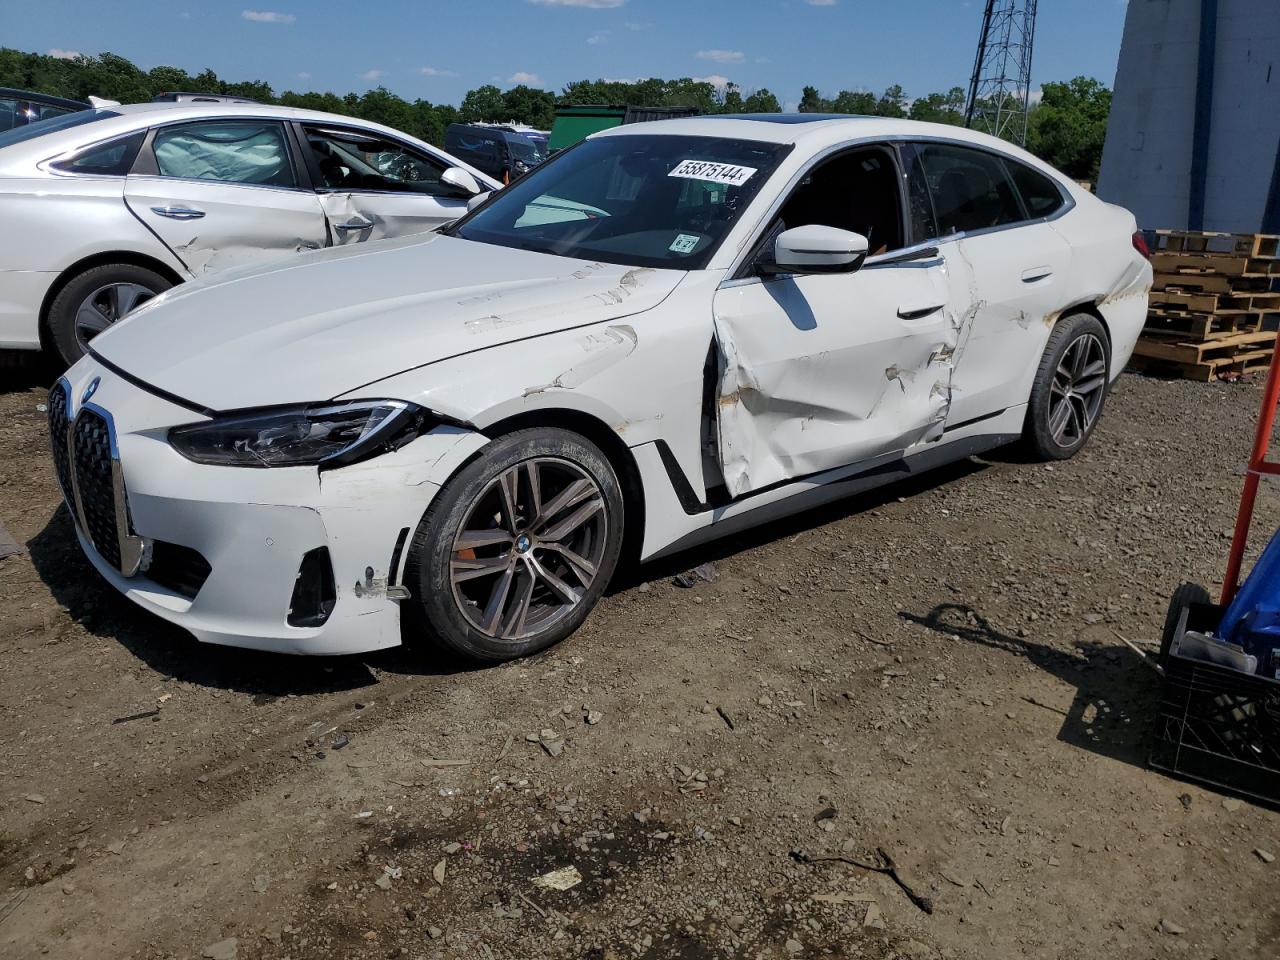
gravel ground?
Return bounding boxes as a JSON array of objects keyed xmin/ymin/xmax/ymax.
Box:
[{"xmin": 1, "ymin": 362, "xmax": 1279, "ymax": 960}]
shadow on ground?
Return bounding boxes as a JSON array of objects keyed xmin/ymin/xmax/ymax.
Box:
[{"xmin": 900, "ymin": 600, "xmax": 1162, "ymax": 770}]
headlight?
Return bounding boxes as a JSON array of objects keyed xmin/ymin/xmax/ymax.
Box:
[{"xmin": 168, "ymin": 400, "xmax": 428, "ymax": 468}]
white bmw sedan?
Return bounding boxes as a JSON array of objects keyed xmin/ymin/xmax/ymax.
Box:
[
  {"xmin": 0, "ymin": 101, "xmax": 499, "ymax": 365},
  {"xmin": 51, "ymin": 115, "xmax": 1150, "ymax": 660}
]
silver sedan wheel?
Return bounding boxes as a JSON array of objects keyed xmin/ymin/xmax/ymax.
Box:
[
  {"xmin": 449, "ymin": 457, "xmax": 608, "ymax": 643},
  {"xmin": 1047, "ymin": 332, "xmax": 1107, "ymax": 447},
  {"xmin": 75, "ymin": 282, "xmax": 157, "ymax": 349}
]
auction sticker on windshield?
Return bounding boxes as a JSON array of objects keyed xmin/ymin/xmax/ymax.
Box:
[
  {"xmin": 669, "ymin": 233, "xmax": 701, "ymax": 254},
  {"xmin": 668, "ymin": 159, "xmax": 758, "ymax": 186}
]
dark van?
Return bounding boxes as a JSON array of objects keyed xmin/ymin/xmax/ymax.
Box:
[{"xmin": 443, "ymin": 124, "xmax": 545, "ymax": 184}]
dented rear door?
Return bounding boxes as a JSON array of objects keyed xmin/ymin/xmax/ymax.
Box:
[{"xmin": 712, "ymin": 254, "xmax": 960, "ymax": 498}]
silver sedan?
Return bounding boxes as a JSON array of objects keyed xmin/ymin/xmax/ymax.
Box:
[{"xmin": 0, "ymin": 101, "xmax": 499, "ymax": 365}]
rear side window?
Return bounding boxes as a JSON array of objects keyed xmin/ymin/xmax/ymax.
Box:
[
  {"xmin": 0, "ymin": 108, "xmax": 116, "ymax": 148},
  {"xmin": 1007, "ymin": 159, "xmax": 1066, "ymax": 218},
  {"xmin": 911, "ymin": 142, "xmax": 1024, "ymax": 236},
  {"xmin": 50, "ymin": 131, "xmax": 145, "ymax": 176},
  {"xmin": 152, "ymin": 120, "xmax": 296, "ymax": 187}
]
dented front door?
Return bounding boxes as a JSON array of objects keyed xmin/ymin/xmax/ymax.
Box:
[
  {"xmin": 315, "ymin": 191, "xmax": 469, "ymax": 246},
  {"xmin": 712, "ymin": 256, "xmax": 965, "ymax": 498}
]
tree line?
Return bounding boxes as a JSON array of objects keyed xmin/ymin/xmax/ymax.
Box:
[{"xmin": 0, "ymin": 47, "xmax": 1111, "ymax": 181}]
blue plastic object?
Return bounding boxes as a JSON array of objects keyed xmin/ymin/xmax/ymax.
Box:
[{"xmin": 1218, "ymin": 526, "xmax": 1280, "ymax": 672}]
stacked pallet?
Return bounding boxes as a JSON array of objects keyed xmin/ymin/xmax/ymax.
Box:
[{"xmin": 1130, "ymin": 230, "xmax": 1280, "ymax": 381}]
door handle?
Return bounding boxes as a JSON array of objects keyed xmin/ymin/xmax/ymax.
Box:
[
  {"xmin": 897, "ymin": 303, "xmax": 944, "ymax": 321},
  {"xmin": 1021, "ymin": 266, "xmax": 1053, "ymax": 283},
  {"xmin": 334, "ymin": 217, "xmax": 374, "ymax": 232},
  {"xmin": 150, "ymin": 205, "xmax": 205, "ymax": 221}
]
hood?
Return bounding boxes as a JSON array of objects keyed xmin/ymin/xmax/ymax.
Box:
[{"xmin": 92, "ymin": 233, "xmax": 684, "ymax": 410}]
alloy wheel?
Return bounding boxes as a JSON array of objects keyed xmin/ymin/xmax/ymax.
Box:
[
  {"xmin": 1047, "ymin": 332, "xmax": 1106, "ymax": 447},
  {"xmin": 449, "ymin": 457, "xmax": 608, "ymax": 643},
  {"xmin": 75, "ymin": 282, "xmax": 157, "ymax": 349}
]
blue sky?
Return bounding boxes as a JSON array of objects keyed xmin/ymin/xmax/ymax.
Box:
[{"xmin": 13, "ymin": 0, "xmax": 1129, "ymax": 109}]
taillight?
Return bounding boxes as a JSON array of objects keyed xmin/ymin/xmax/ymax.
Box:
[{"xmin": 1132, "ymin": 230, "xmax": 1151, "ymax": 260}]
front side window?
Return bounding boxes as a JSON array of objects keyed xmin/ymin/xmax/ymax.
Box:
[
  {"xmin": 152, "ymin": 120, "xmax": 295, "ymax": 187},
  {"xmin": 304, "ymin": 126, "xmax": 449, "ymax": 195},
  {"xmin": 769, "ymin": 145, "xmax": 905, "ymax": 255},
  {"xmin": 909, "ymin": 142, "xmax": 1024, "ymax": 236},
  {"xmin": 452, "ymin": 134, "xmax": 791, "ymax": 270},
  {"xmin": 1007, "ymin": 159, "xmax": 1066, "ymax": 219},
  {"xmin": 50, "ymin": 131, "xmax": 145, "ymax": 176}
]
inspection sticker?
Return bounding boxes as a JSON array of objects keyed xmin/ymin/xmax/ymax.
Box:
[
  {"xmin": 668, "ymin": 159, "xmax": 758, "ymax": 186},
  {"xmin": 669, "ymin": 233, "xmax": 701, "ymax": 254}
]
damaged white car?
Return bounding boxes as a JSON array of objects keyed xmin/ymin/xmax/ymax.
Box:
[
  {"xmin": 51, "ymin": 115, "xmax": 1150, "ymax": 660},
  {"xmin": 0, "ymin": 102, "xmax": 499, "ymax": 365}
]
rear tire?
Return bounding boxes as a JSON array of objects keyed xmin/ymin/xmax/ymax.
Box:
[
  {"xmin": 404, "ymin": 428, "xmax": 624, "ymax": 662},
  {"xmin": 1021, "ymin": 312, "xmax": 1111, "ymax": 461},
  {"xmin": 47, "ymin": 263, "xmax": 171, "ymax": 367}
]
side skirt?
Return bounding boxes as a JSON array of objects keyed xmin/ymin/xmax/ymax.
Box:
[{"xmin": 645, "ymin": 431, "xmax": 1019, "ymax": 562}]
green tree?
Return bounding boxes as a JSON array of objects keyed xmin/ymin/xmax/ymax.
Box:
[
  {"xmin": 1025, "ymin": 76, "xmax": 1111, "ymax": 181},
  {"xmin": 908, "ymin": 86, "xmax": 966, "ymax": 125},
  {"xmin": 831, "ymin": 89, "xmax": 876, "ymax": 115},
  {"xmin": 460, "ymin": 84, "xmax": 505, "ymax": 123},
  {"xmin": 742, "ymin": 88, "xmax": 781, "ymax": 113},
  {"xmin": 798, "ymin": 85, "xmax": 829, "ymax": 113},
  {"xmin": 502, "ymin": 84, "xmax": 555, "ymax": 128},
  {"xmin": 875, "ymin": 84, "xmax": 907, "ymax": 118}
]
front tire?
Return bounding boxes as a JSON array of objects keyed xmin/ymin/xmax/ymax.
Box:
[
  {"xmin": 47, "ymin": 263, "xmax": 171, "ymax": 367},
  {"xmin": 1022, "ymin": 312, "xmax": 1111, "ymax": 460},
  {"xmin": 404, "ymin": 428, "xmax": 624, "ymax": 662}
]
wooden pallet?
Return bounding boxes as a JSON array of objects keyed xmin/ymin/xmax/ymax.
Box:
[
  {"xmin": 1143, "ymin": 313, "xmax": 1264, "ymax": 341},
  {"xmin": 1153, "ymin": 230, "xmax": 1280, "ymax": 259},
  {"xmin": 1128, "ymin": 350, "xmax": 1274, "ymax": 382},
  {"xmin": 1150, "ymin": 289, "xmax": 1280, "ymax": 313},
  {"xmin": 1151, "ymin": 252, "xmax": 1280, "ymax": 278},
  {"xmin": 1132, "ymin": 329, "xmax": 1277, "ymax": 365},
  {"xmin": 1154, "ymin": 271, "xmax": 1276, "ymax": 294}
]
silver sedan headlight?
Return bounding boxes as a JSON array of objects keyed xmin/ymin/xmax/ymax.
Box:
[{"xmin": 168, "ymin": 400, "xmax": 428, "ymax": 468}]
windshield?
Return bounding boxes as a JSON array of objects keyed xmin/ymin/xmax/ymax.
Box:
[
  {"xmin": 507, "ymin": 136, "xmax": 543, "ymax": 163},
  {"xmin": 452, "ymin": 133, "xmax": 790, "ymax": 270},
  {"xmin": 0, "ymin": 108, "xmax": 116, "ymax": 149}
]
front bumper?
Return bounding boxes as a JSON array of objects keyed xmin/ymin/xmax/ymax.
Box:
[{"xmin": 54, "ymin": 359, "xmax": 487, "ymax": 655}]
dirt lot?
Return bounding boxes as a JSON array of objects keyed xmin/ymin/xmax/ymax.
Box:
[{"xmin": 2, "ymin": 361, "xmax": 1279, "ymax": 960}]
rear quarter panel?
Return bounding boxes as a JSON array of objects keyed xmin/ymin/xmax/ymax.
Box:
[
  {"xmin": 0, "ymin": 176, "xmax": 188, "ymax": 275},
  {"xmin": 1049, "ymin": 191, "xmax": 1152, "ymax": 378}
]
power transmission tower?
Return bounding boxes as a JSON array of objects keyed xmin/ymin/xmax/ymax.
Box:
[{"xmin": 964, "ymin": 0, "xmax": 1038, "ymax": 145}]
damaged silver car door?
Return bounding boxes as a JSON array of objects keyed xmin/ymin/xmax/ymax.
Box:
[
  {"xmin": 300, "ymin": 125, "xmax": 475, "ymax": 244},
  {"xmin": 711, "ymin": 143, "xmax": 971, "ymax": 498},
  {"xmin": 124, "ymin": 119, "xmax": 328, "ymax": 275}
]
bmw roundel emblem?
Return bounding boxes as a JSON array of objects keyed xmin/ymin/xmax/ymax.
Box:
[{"xmin": 81, "ymin": 377, "xmax": 100, "ymax": 406}]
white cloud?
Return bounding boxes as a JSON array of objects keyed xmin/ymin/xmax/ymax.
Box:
[
  {"xmin": 529, "ymin": 0, "xmax": 625, "ymax": 7},
  {"xmin": 696, "ymin": 49, "xmax": 744, "ymax": 64},
  {"xmin": 297, "ymin": 71, "xmax": 311, "ymax": 80},
  {"xmin": 805, "ymin": 0, "xmax": 838, "ymax": 5},
  {"xmin": 47, "ymin": 48, "xmax": 82, "ymax": 60},
  {"xmin": 587, "ymin": 32, "xmax": 608, "ymax": 45},
  {"xmin": 509, "ymin": 71, "xmax": 543, "ymax": 85},
  {"xmin": 694, "ymin": 74, "xmax": 732, "ymax": 90},
  {"xmin": 242, "ymin": 10, "xmax": 295, "ymax": 24},
  {"xmin": 360, "ymin": 69, "xmax": 386, "ymax": 82},
  {"xmin": 419, "ymin": 66, "xmax": 459, "ymax": 78}
]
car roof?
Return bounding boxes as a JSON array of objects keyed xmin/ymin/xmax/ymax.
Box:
[
  {"xmin": 594, "ymin": 113, "xmax": 1020, "ymax": 151},
  {"xmin": 0, "ymin": 101, "xmax": 502, "ymax": 188}
]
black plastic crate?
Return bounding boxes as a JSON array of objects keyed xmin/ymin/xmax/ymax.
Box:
[{"xmin": 1149, "ymin": 600, "xmax": 1280, "ymax": 804}]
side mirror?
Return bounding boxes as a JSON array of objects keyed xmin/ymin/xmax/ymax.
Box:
[
  {"xmin": 765, "ymin": 225, "xmax": 869, "ymax": 275},
  {"xmin": 440, "ymin": 166, "xmax": 482, "ymax": 197}
]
